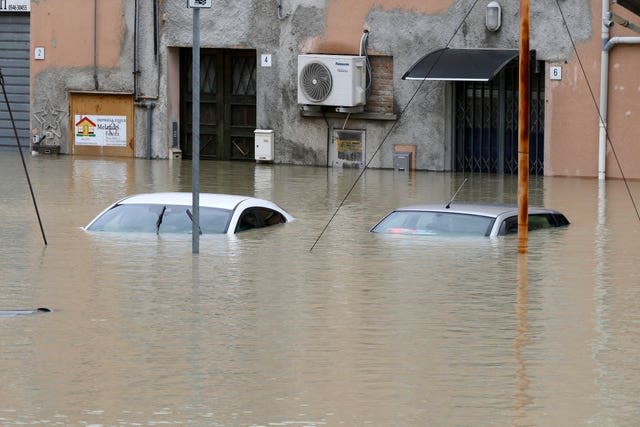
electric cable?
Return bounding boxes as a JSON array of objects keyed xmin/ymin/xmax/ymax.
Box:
[
  {"xmin": 554, "ymin": 0, "xmax": 640, "ymax": 222},
  {"xmin": 310, "ymin": 0, "xmax": 482, "ymax": 251},
  {"xmin": 0, "ymin": 69, "xmax": 48, "ymax": 245}
]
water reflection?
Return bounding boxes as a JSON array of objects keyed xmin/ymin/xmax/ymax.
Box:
[
  {"xmin": 1, "ymin": 152, "xmax": 640, "ymax": 425},
  {"xmin": 514, "ymin": 253, "xmax": 531, "ymax": 426}
]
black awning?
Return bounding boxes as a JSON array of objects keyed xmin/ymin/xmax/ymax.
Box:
[{"xmin": 402, "ymin": 48, "xmax": 519, "ymax": 82}]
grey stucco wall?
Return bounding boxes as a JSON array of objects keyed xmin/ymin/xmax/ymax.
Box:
[{"xmin": 32, "ymin": 0, "xmax": 593, "ymax": 168}]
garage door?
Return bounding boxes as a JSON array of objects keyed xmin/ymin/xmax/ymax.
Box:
[{"xmin": 0, "ymin": 13, "xmax": 30, "ymax": 148}]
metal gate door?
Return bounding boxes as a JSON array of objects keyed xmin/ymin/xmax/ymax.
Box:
[
  {"xmin": 0, "ymin": 13, "xmax": 29, "ymax": 148},
  {"xmin": 453, "ymin": 61, "xmax": 545, "ymax": 175},
  {"xmin": 180, "ymin": 49, "xmax": 256, "ymax": 160}
]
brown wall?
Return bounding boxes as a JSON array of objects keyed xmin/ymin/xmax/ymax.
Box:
[
  {"xmin": 30, "ymin": 0, "xmax": 124, "ymax": 75},
  {"xmin": 546, "ymin": 0, "xmax": 640, "ymax": 179},
  {"xmin": 307, "ymin": 0, "xmax": 450, "ymax": 53}
]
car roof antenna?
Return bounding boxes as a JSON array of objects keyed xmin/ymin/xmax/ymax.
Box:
[{"xmin": 445, "ymin": 178, "xmax": 468, "ymax": 209}]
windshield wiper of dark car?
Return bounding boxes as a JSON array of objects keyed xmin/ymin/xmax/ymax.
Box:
[
  {"xmin": 186, "ymin": 209, "xmax": 202, "ymax": 235},
  {"xmin": 156, "ymin": 205, "xmax": 167, "ymax": 234}
]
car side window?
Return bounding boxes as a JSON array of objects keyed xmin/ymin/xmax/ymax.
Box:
[
  {"xmin": 235, "ymin": 208, "xmax": 285, "ymax": 233},
  {"xmin": 528, "ymin": 214, "xmax": 553, "ymax": 231},
  {"xmin": 500, "ymin": 216, "xmax": 519, "ymax": 235},
  {"xmin": 499, "ymin": 214, "xmax": 554, "ymax": 235}
]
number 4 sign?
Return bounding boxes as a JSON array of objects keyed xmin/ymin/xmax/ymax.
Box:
[{"xmin": 188, "ymin": 0, "xmax": 212, "ymax": 8}]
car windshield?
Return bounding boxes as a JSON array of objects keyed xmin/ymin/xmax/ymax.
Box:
[
  {"xmin": 371, "ymin": 210, "xmax": 494, "ymax": 237},
  {"xmin": 86, "ymin": 203, "xmax": 232, "ymax": 234}
]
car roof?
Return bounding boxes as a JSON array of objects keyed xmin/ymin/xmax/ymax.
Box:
[
  {"xmin": 117, "ymin": 192, "xmax": 259, "ymax": 210},
  {"xmin": 394, "ymin": 202, "xmax": 560, "ymax": 218}
]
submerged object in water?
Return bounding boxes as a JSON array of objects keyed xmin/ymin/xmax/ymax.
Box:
[{"xmin": 0, "ymin": 307, "xmax": 52, "ymax": 317}]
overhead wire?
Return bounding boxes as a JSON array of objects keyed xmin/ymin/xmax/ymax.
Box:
[
  {"xmin": 0, "ymin": 69, "xmax": 48, "ymax": 245},
  {"xmin": 309, "ymin": 0, "xmax": 482, "ymax": 251},
  {"xmin": 553, "ymin": 0, "xmax": 640, "ymax": 222},
  {"xmin": 310, "ymin": 0, "xmax": 640, "ymax": 252}
]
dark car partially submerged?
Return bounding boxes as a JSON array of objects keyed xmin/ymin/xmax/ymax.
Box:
[{"xmin": 370, "ymin": 203, "xmax": 569, "ymax": 238}]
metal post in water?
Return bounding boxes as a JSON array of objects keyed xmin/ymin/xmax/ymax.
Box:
[
  {"xmin": 191, "ymin": 7, "xmax": 201, "ymax": 254},
  {"xmin": 518, "ymin": 0, "xmax": 530, "ymax": 254},
  {"xmin": 0, "ymin": 68, "xmax": 47, "ymax": 246}
]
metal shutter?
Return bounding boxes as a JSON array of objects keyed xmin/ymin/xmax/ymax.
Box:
[{"xmin": 0, "ymin": 13, "xmax": 30, "ymax": 148}]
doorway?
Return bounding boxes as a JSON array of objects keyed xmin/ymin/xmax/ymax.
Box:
[
  {"xmin": 452, "ymin": 60, "xmax": 545, "ymax": 175},
  {"xmin": 180, "ymin": 48, "xmax": 256, "ymax": 160}
]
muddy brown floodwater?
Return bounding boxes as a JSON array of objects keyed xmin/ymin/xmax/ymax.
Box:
[{"xmin": 1, "ymin": 151, "xmax": 639, "ymax": 426}]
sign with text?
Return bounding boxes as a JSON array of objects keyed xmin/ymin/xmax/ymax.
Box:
[
  {"xmin": 187, "ymin": 0, "xmax": 212, "ymax": 8},
  {"xmin": 75, "ymin": 115, "xmax": 127, "ymax": 147},
  {"xmin": 0, "ymin": 0, "xmax": 30, "ymax": 12}
]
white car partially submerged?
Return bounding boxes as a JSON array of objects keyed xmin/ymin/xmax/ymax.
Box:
[
  {"xmin": 85, "ymin": 192, "xmax": 294, "ymax": 235},
  {"xmin": 370, "ymin": 203, "xmax": 569, "ymax": 238}
]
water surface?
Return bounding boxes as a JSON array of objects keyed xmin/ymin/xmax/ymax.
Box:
[{"xmin": 1, "ymin": 152, "xmax": 639, "ymax": 426}]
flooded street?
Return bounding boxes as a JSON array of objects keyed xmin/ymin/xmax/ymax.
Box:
[{"xmin": 1, "ymin": 151, "xmax": 640, "ymax": 426}]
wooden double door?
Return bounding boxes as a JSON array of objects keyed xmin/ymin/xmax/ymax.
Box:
[{"xmin": 180, "ymin": 49, "xmax": 256, "ymax": 160}]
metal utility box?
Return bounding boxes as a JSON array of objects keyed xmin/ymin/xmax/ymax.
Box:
[
  {"xmin": 169, "ymin": 147, "xmax": 182, "ymax": 160},
  {"xmin": 254, "ymin": 129, "xmax": 274, "ymax": 161},
  {"xmin": 393, "ymin": 152, "xmax": 412, "ymax": 172}
]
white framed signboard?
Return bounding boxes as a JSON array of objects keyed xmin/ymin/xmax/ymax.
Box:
[{"xmin": 74, "ymin": 115, "xmax": 128, "ymax": 147}]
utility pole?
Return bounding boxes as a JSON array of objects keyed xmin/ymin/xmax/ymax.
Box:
[{"xmin": 518, "ymin": 0, "xmax": 530, "ymax": 254}]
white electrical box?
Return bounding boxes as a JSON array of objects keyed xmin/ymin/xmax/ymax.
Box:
[{"xmin": 254, "ymin": 129, "xmax": 274, "ymax": 161}]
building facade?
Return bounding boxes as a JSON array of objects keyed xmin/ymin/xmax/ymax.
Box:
[{"xmin": 1, "ymin": 0, "xmax": 638, "ymax": 178}]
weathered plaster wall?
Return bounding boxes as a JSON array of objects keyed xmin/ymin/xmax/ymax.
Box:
[
  {"xmin": 32, "ymin": 0, "xmax": 637, "ymax": 178},
  {"xmin": 545, "ymin": 0, "xmax": 640, "ymax": 178},
  {"xmin": 30, "ymin": 0, "xmax": 133, "ymax": 152}
]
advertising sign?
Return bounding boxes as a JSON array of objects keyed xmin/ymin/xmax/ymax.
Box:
[{"xmin": 75, "ymin": 115, "xmax": 127, "ymax": 147}]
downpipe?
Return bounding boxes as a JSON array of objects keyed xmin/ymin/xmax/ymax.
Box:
[
  {"xmin": 136, "ymin": 101, "xmax": 155, "ymax": 159},
  {"xmin": 599, "ymin": 1, "xmax": 640, "ymax": 180}
]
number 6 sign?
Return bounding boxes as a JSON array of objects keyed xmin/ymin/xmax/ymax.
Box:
[{"xmin": 550, "ymin": 66, "xmax": 562, "ymax": 81}]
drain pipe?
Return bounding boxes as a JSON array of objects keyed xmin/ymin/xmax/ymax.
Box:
[
  {"xmin": 133, "ymin": 0, "xmax": 140, "ymax": 100},
  {"xmin": 599, "ymin": 2, "xmax": 640, "ymax": 180},
  {"xmin": 134, "ymin": 0, "xmax": 160, "ymax": 159},
  {"xmin": 144, "ymin": 102, "xmax": 155, "ymax": 159},
  {"xmin": 93, "ymin": 0, "xmax": 99, "ymax": 90}
]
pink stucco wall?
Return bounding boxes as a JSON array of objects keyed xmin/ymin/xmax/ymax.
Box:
[
  {"xmin": 546, "ymin": 1, "xmax": 640, "ymax": 179},
  {"xmin": 30, "ymin": 0, "xmax": 124, "ymax": 77},
  {"xmin": 305, "ymin": 0, "xmax": 450, "ymax": 53}
]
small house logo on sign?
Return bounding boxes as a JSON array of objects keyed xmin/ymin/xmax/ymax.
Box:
[{"xmin": 75, "ymin": 116, "xmax": 96, "ymax": 138}]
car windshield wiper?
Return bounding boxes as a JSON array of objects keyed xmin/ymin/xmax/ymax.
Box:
[
  {"xmin": 156, "ymin": 205, "xmax": 167, "ymax": 234},
  {"xmin": 186, "ymin": 209, "xmax": 202, "ymax": 235}
]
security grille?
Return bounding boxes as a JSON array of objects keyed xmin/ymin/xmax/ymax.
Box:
[{"xmin": 453, "ymin": 60, "xmax": 545, "ymax": 175}]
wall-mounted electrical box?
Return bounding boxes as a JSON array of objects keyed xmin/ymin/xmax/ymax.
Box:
[{"xmin": 254, "ymin": 129, "xmax": 274, "ymax": 162}]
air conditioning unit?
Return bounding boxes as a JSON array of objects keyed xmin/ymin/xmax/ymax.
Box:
[{"xmin": 297, "ymin": 54, "xmax": 366, "ymax": 108}]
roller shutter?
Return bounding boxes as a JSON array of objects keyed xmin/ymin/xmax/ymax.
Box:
[{"xmin": 0, "ymin": 13, "xmax": 30, "ymax": 148}]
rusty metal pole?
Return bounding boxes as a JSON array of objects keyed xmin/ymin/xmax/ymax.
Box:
[{"xmin": 518, "ymin": 0, "xmax": 530, "ymax": 254}]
